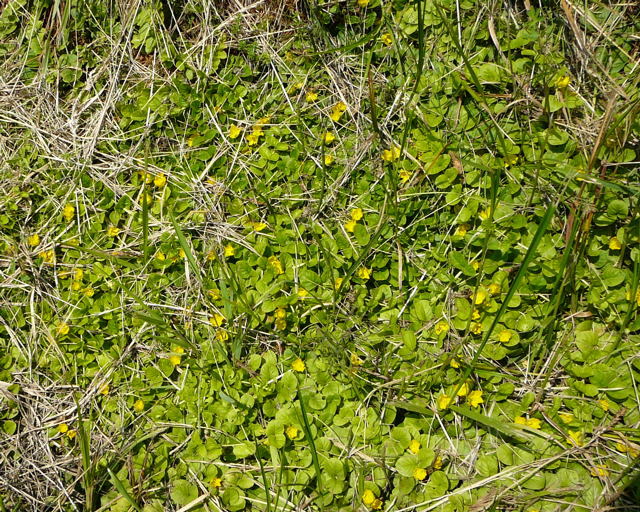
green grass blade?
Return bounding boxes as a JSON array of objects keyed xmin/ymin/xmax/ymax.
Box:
[{"xmin": 106, "ymin": 468, "xmax": 142, "ymax": 512}]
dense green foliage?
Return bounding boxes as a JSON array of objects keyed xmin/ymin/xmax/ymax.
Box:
[{"xmin": 1, "ymin": 0, "xmax": 639, "ymax": 511}]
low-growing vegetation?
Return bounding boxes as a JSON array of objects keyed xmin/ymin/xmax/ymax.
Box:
[{"xmin": 0, "ymin": 0, "xmax": 639, "ymax": 511}]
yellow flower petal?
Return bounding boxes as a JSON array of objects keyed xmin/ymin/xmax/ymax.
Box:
[
  {"xmin": 28, "ymin": 234, "xmax": 40, "ymax": 247},
  {"xmin": 209, "ymin": 313, "xmax": 225, "ymax": 327},
  {"xmin": 229, "ymin": 124, "xmax": 242, "ymax": 139},
  {"xmin": 437, "ymin": 394, "xmax": 452, "ymax": 410},
  {"xmin": 357, "ymin": 267, "xmax": 372, "ymax": 280},
  {"xmin": 412, "ymin": 467, "xmax": 427, "ymax": 480},
  {"xmin": 362, "ymin": 490, "xmax": 375, "ymax": 506},
  {"xmin": 153, "ymin": 173, "xmax": 166, "ymax": 188},
  {"xmin": 468, "ymin": 390, "xmax": 484, "ymax": 408},
  {"xmin": 350, "ymin": 207, "xmax": 363, "ymax": 221},
  {"xmin": 291, "ymin": 358, "xmax": 305, "ymax": 372},
  {"xmin": 286, "ymin": 425, "xmax": 299, "ymax": 439},
  {"xmin": 609, "ymin": 237, "xmax": 622, "ymax": 250},
  {"xmin": 63, "ymin": 204, "xmax": 75, "ymax": 222},
  {"xmin": 408, "ymin": 439, "xmax": 421, "ymax": 454},
  {"xmin": 435, "ymin": 321, "xmax": 449, "ymax": 335}
]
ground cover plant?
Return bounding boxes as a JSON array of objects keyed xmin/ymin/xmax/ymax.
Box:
[{"xmin": 1, "ymin": 0, "xmax": 639, "ymax": 510}]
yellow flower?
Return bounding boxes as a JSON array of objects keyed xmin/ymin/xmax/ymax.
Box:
[
  {"xmin": 479, "ymin": 208, "xmax": 492, "ymax": 221},
  {"xmin": 71, "ymin": 281, "xmax": 82, "ymax": 291},
  {"xmin": 357, "ymin": 0, "xmax": 369, "ymax": 6},
  {"xmin": 216, "ymin": 329, "xmax": 229, "ymax": 342},
  {"xmin": 305, "ymin": 91, "xmax": 318, "ymax": 102},
  {"xmin": 488, "ymin": 283, "xmax": 501, "ymax": 295},
  {"xmin": 57, "ymin": 322, "xmax": 70, "ymax": 336},
  {"xmin": 590, "ymin": 465, "xmax": 609, "ymax": 477},
  {"xmin": 291, "ymin": 358, "xmax": 305, "ymax": 372},
  {"xmin": 224, "ymin": 244, "xmax": 235, "ymax": 257},
  {"xmin": 99, "ymin": 384, "xmax": 109, "ymax": 395},
  {"xmin": 207, "ymin": 250, "xmax": 217, "ymax": 261},
  {"xmin": 246, "ymin": 132, "xmax": 260, "ymax": 146},
  {"xmin": 413, "ymin": 467, "xmax": 427, "ymax": 480},
  {"xmin": 380, "ymin": 33, "xmax": 393, "ymax": 46},
  {"xmin": 249, "ymin": 221, "xmax": 267, "ymax": 232},
  {"xmin": 268, "ymin": 255, "xmax": 284, "ymax": 275},
  {"xmin": 515, "ymin": 416, "xmax": 541, "ymax": 429},
  {"xmin": 455, "ymin": 224, "xmax": 469, "ymax": 236},
  {"xmin": 39, "ymin": 249, "xmax": 55, "ymax": 263},
  {"xmin": 351, "ymin": 207, "xmax": 363, "ymax": 221},
  {"xmin": 275, "ymin": 318, "xmax": 287, "ymax": 330},
  {"xmin": 438, "ymin": 394, "xmax": 452, "ymax": 410},
  {"xmin": 329, "ymin": 102, "xmax": 347, "ymax": 122},
  {"xmin": 434, "ymin": 321, "xmax": 449, "ymax": 336},
  {"xmin": 472, "ymin": 308, "xmax": 480, "ymax": 321},
  {"xmin": 323, "ymin": 132, "xmax": 336, "ymax": 144},
  {"xmin": 345, "ymin": 219, "xmax": 357, "ymax": 233},
  {"xmin": 154, "ymin": 173, "xmax": 166, "ymax": 188},
  {"xmin": 334, "ymin": 277, "xmax": 344, "ymax": 289},
  {"xmin": 28, "ymin": 234, "xmax": 40, "ymax": 247},
  {"xmin": 187, "ymin": 135, "xmax": 195, "ymax": 147},
  {"xmin": 527, "ymin": 418, "xmax": 542, "ymax": 429},
  {"xmin": 456, "ymin": 382, "xmax": 471, "ymax": 397},
  {"xmin": 450, "ymin": 358, "xmax": 460, "ymax": 368},
  {"xmin": 229, "ymin": 124, "xmax": 242, "ymax": 139},
  {"xmin": 256, "ymin": 116, "xmax": 271, "ymax": 127},
  {"xmin": 208, "ymin": 288, "xmax": 221, "ymax": 300},
  {"xmin": 274, "ymin": 307, "xmax": 286, "ymax": 320},
  {"xmin": 67, "ymin": 429, "xmax": 77, "ymax": 439},
  {"xmin": 609, "ymin": 237, "xmax": 622, "ymax": 250},
  {"xmin": 471, "ymin": 322, "xmax": 483, "ymax": 334},
  {"xmin": 559, "ymin": 412, "xmax": 574, "ymax": 424},
  {"xmin": 362, "ymin": 490, "xmax": 376, "ymax": 506},
  {"xmin": 357, "ymin": 267, "xmax": 372, "ymax": 280},
  {"xmin": 498, "ymin": 330, "xmax": 512, "ymax": 343},
  {"xmin": 174, "ymin": 346, "xmax": 185, "ymax": 355},
  {"xmin": 474, "ymin": 289, "xmax": 487, "ymax": 305},
  {"xmin": 63, "ymin": 204, "xmax": 75, "ymax": 222},
  {"xmin": 408, "ymin": 439, "xmax": 421, "ymax": 454},
  {"xmin": 211, "ymin": 477, "xmax": 222, "ymax": 488},
  {"xmin": 82, "ymin": 287, "xmax": 94, "ymax": 297},
  {"xmin": 169, "ymin": 355, "xmax": 181, "ymax": 366},
  {"xmin": 556, "ymin": 75, "xmax": 571, "ymax": 88},
  {"xmin": 470, "ymin": 260, "xmax": 480, "ymax": 271},
  {"xmin": 297, "ymin": 288, "xmax": 309, "ymax": 298},
  {"xmin": 133, "ymin": 399, "xmax": 144, "ymax": 413},
  {"xmin": 598, "ymin": 399, "xmax": 610, "ymax": 412},
  {"xmin": 58, "ymin": 423, "xmax": 69, "ymax": 433},
  {"xmin": 155, "ymin": 251, "xmax": 166, "ymax": 261},
  {"xmin": 106, "ymin": 226, "xmax": 120, "ymax": 237},
  {"xmin": 74, "ymin": 269, "xmax": 84, "ymax": 281},
  {"xmin": 504, "ymin": 155, "xmax": 519, "ymax": 167},
  {"xmin": 616, "ymin": 442, "xmax": 640, "ymax": 457},
  {"xmin": 324, "ymin": 154, "xmax": 334, "ymax": 166},
  {"xmin": 568, "ymin": 430, "xmax": 584, "ymax": 447},
  {"xmin": 399, "ymin": 169, "xmax": 412, "ymax": 183},
  {"xmin": 210, "ymin": 313, "xmax": 225, "ymax": 327},
  {"xmin": 433, "ymin": 455, "xmax": 443, "ymax": 470},
  {"xmin": 468, "ymin": 390, "xmax": 484, "ymax": 408},
  {"xmin": 381, "ymin": 146, "xmax": 401, "ymax": 162},
  {"xmin": 371, "ymin": 498, "xmax": 383, "ymax": 510},
  {"xmin": 286, "ymin": 425, "xmax": 299, "ymax": 439},
  {"xmin": 350, "ymin": 353, "xmax": 364, "ymax": 366}
]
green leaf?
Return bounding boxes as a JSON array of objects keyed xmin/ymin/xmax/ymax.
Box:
[{"xmin": 170, "ymin": 479, "xmax": 198, "ymax": 506}]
